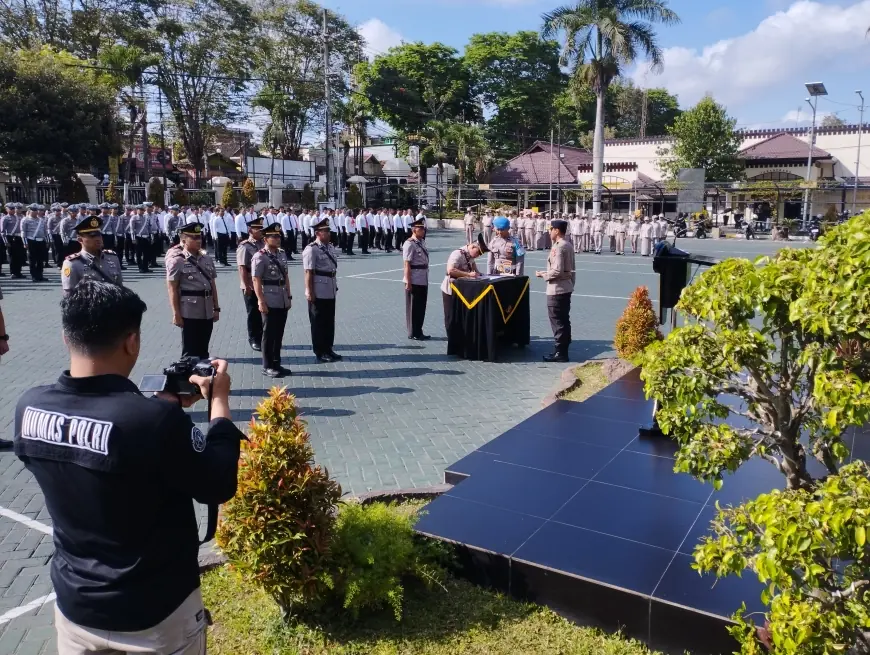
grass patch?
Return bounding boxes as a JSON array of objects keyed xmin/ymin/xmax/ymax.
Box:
[
  {"xmin": 202, "ymin": 566, "xmax": 660, "ymax": 655},
  {"xmin": 559, "ymin": 361, "xmax": 610, "ymax": 403},
  {"xmin": 204, "ymin": 498, "xmax": 661, "ymax": 655}
]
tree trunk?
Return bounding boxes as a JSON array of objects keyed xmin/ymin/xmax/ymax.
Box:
[
  {"xmin": 779, "ymin": 436, "xmax": 814, "ymax": 490},
  {"xmin": 458, "ymin": 163, "xmax": 463, "ymax": 211},
  {"xmin": 592, "ymin": 88, "xmax": 605, "ymax": 215}
]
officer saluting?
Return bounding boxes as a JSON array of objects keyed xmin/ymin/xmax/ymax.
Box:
[
  {"xmin": 303, "ymin": 218, "xmax": 342, "ymax": 363},
  {"xmin": 61, "ymin": 215, "xmax": 123, "ymax": 294},
  {"xmin": 166, "ymin": 222, "xmax": 219, "ymax": 360},
  {"xmin": 402, "ymin": 217, "xmax": 430, "ymax": 340},
  {"xmin": 237, "ymin": 216, "xmax": 265, "ymax": 351},
  {"xmin": 252, "ymin": 222, "xmax": 292, "ymax": 378}
]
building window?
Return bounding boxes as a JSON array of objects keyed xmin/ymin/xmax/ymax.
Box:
[{"xmin": 748, "ymin": 172, "xmax": 802, "ymax": 181}]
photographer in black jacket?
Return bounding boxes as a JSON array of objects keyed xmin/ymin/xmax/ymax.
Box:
[{"xmin": 14, "ymin": 280, "xmax": 243, "ymax": 654}]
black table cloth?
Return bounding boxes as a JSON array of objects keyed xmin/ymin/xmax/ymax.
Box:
[{"xmin": 447, "ymin": 275, "xmax": 531, "ymax": 362}]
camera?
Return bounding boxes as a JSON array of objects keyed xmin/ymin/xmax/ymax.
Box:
[{"xmin": 139, "ymin": 357, "xmax": 215, "ymax": 395}]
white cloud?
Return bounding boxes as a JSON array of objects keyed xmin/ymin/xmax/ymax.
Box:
[
  {"xmin": 357, "ymin": 18, "xmax": 404, "ymax": 59},
  {"xmin": 632, "ymin": 0, "xmax": 870, "ymax": 110}
]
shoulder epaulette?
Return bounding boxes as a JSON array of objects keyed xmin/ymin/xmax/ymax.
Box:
[
  {"xmin": 103, "ymin": 249, "xmax": 116, "ymax": 255},
  {"xmin": 65, "ymin": 252, "xmax": 81, "ymax": 261}
]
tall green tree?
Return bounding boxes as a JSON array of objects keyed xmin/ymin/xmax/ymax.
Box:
[
  {"xmin": 150, "ymin": 0, "xmax": 254, "ymax": 183},
  {"xmin": 463, "ymin": 31, "xmax": 566, "ymax": 154},
  {"xmin": 610, "ymin": 80, "xmax": 680, "ymax": 137},
  {"xmin": 657, "ymin": 95, "xmax": 743, "ymax": 182},
  {"xmin": 542, "ymin": 0, "xmax": 680, "ymax": 214},
  {"xmin": 451, "ymin": 123, "xmax": 491, "ymax": 207},
  {"xmin": 0, "ymin": 46, "xmax": 118, "ymax": 192},
  {"xmin": 252, "ymin": 0, "xmax": 362, "ymax": 161},
  {"xmin": 354, "ymin": 43, "xmax": 476, "ymax": 135}
]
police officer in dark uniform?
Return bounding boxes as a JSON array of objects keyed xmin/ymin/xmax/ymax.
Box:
[
  {"xmin": 166, "ymin": 222, "xmax": 220, "ymax": 360},
  {"xmin": 13, "ymin": 280, "xmax": 242, "ymax": 654},
  {"xmin": 237, "ymin": 216, "xmax": 265, "ymax": 351},
  {"xmin": 252, "ymin": 222, "xmax": 292, "ymax": 377}
]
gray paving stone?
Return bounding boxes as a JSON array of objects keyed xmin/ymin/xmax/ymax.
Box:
[{"xmin": 0, "ymin": 232, "xmax": 804, "ymax": 653}]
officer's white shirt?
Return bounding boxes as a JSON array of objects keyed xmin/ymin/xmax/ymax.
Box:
[
  {"xmin": 210, "ymin": 212, "xmax": 232, "ymax": 234},
  {"xmin": 344, "ymin": 214, "xmax": 356, "ymax": 233},
  {"xmin": 234, "ymin": 213, "xmax": 247, "ymax": 235},
  {"xmin": 327, "ymin": 214, "xmax": 337, "ymax": 232},
  {"xmin": 280, "ymin": 213, "xmax": 294, "ymax": 233}
]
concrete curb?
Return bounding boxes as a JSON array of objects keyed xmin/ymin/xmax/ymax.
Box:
[{"xmin": 542, "ymin": 365, "xmax": 579, "ymax": 408}]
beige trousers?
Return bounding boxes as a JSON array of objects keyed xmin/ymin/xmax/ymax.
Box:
[{"xmin": 55, "ymin": 588, "xmax": 207, "ymax": 655}]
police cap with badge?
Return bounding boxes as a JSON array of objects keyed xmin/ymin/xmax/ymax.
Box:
[
  {"xmin": 409, "ymin": 217, "xmax": 426, "ymax": 228},
  {"xmin": 178, "ymin": 222, "xmax": 203, "ymax": 237},
  {"xmin": 312, "ymin": 217, "xmax": 330, "ymax": 232},
  {"xmin": 75, "ymin": 215, "xmax": 103, "ymax": 236},
  {"xmin": 246, "ymin": 216, "xmax": 264, "ymax": 229},
  {"xmin": 262, "ymin": 222, "xmax": 282, "ymax": 237}
]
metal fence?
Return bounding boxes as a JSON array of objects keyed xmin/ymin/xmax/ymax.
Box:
[{"xmin": 5, "ymin": 184, "xmax": 60, "ymax": 205}]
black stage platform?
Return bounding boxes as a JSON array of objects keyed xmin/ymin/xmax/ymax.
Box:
[{"xmin": 415, "ymin": 368, "xmax": 870, "ymax": 654}]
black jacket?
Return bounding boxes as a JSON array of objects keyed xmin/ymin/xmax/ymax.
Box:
[{"xmin": 14, "ymin": 372, "xmax": 242, "ymax": 631}]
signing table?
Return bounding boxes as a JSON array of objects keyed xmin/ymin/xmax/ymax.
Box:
[{"xmin": 447, "ymin": 275, "xmax": 531, "ymax": 362}]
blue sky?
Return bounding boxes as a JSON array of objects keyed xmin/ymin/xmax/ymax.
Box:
[{"xmin": 321, "ymin": 0, "xmax": 870, "ymax": 129}]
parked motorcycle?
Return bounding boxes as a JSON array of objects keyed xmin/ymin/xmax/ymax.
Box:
[
  {"xmin": 744, "ymin": 221, "xmax": 755, "ymax": 240},
  {"xmin": 809, "ymin": 217, "xmax": 821, "ymax": 241}
]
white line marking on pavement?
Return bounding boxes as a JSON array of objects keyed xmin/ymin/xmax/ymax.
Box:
[
  {"xmin": 346, "ymin": 263, "xmax": 446, "ymax": 278},
  {"xmin": 0, "ymin": 506, "xmax": 53, "ymax": 535},
  {"xmin": 0, "ymin": 593, "xmax": 56, "ymax": 625}
]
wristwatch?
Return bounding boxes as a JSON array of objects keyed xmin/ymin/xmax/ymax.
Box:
[{"xmin": 0, "ymin": 335, "xmax": 8, "ymax": 341}]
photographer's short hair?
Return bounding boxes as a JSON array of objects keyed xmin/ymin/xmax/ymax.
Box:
[{"xmin": 61, "ymin": 281, "xmax": 147, "ymax": 355}]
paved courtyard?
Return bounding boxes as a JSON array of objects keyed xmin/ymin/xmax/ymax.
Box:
[{"xmin": 0, "ymin": 230, "xmax": 808, "ymax": 653}]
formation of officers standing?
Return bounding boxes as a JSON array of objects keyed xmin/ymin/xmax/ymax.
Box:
[
  {"xmin": 4, "ymin": 198, "xmax": 601, "ymax": 374},
  {"xmin": 465, "ymin": 208, "xmax": 670, "ymax": 257}
]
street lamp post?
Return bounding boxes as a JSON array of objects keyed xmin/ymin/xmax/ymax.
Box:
[{"xmin": 803, "ymin": 82, "xmax": 827, "ymax": 229}]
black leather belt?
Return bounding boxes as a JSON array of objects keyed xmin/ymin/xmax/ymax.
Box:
[
  {"xmin": 314, "ymin": 269, "xmax": 336, "ymax": 277},
  {"xmin": 181, "ymin": 290, "xmax": 212, "ymax": 297},
  {"xmin": 410, "ymin": 264, "xmax": 428, "ymax": 270},
  {"xmin": 262, "ymin": 279, "xmax": 285, "ymax": 286}
]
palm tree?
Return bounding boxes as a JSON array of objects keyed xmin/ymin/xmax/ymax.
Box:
[
  {"xmin": 421, "ymin": 119, "xmax": 453, "ymax": 189},
  {"xmin": 451, "ymin": 124, "xmax": 490, "ymax": 210},
  {"xmin": 542, "ymin": 0, "xmax": 679, "ymax": 214}
]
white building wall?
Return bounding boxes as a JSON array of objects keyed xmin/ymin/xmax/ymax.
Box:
[{"xmin": 601, "ymin": 125, "xmax": 870, "ymax": 182}]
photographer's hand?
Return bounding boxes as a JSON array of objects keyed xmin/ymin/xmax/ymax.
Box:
[{"xmin": 189, "ymin": 359, "xmax": 232, "ymax": 420}]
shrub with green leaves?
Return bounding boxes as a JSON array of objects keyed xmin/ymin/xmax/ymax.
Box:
[
  {"xmin": 104, "ymin": 180, "xmax": 122, "ymax": 205},
  {"xmin": 171, "ymin": 186, "xmax": 189, "ymax": 206},
  {"xmin": 346, "ymin": 183, "xmax": 363, "ymax": 210},
  {"xmin": 325, "ymin": 502, "xmax": 448, "ymax": 621},
  {"xmin": 613, "ymin": 286, "xmax": 662, "ymax": 361},
  {"xmin": 188, "ymin": 191, "xmax": 213, "ymax": 207},
  {"xmin": 301, "ymin": 183, "xmax": 315, "ymax": 210},
  {"xmin": 147, "ymin": 178, "xmax": 164, "ymax": 208},
  {"xmin": 640, "ymin": 212, "xmax": 870, "ymax": 654},
  {"xmin": 241, "ymin": 177, "xmax": 256, "ymax": 206},
  {"xmin": 217, "ymin": 388, "xmax": 342, "ymax": 615},
  {"xmin": 221, "ymin": 183, "xmax": 238, "ymax": 210},
  {"xmin": 696, "ymin": 461, "xmax": 870, "ymax": 655}
]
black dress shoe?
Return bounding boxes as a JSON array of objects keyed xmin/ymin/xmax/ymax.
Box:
[
  {"xmin": 250, "ymin": 341, "xmax": 262, "ymax": 352},
  {"xmin": 410, "ymin": 334, "xmax": 431, "ymax": 341},
  {"xmin": 11, "ymin": 274, "xmax": 24, "ymax": 279},
  {"xmin": 0, "ymin": 439, "xmax": 12, "ymax": 450},
  {"xmin": 542, "ymin": 352, "xmax": 569, "ymax": 363},
  {"xmin": 263, "ymin": 368, "xmax": 282, "ymax": 378},
  {"xmin": 315, "ymin": 354, "xmax": 332, "ymax": 363},
  {"xmin": 328, "ymin": 351, "xmax": 343, "ymax": 361},
  {"xmin": 279, "ymin": 366, "xmax": 293, "ymax": 376}
]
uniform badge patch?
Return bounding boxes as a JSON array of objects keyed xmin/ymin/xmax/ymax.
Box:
[
  {"xmin": 63, "ymin": 267, "xmax": 71, "ymax": 277},
  {"xmin": 191, "ymin": 426, "xmax": 207, "ymax": 452}
]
